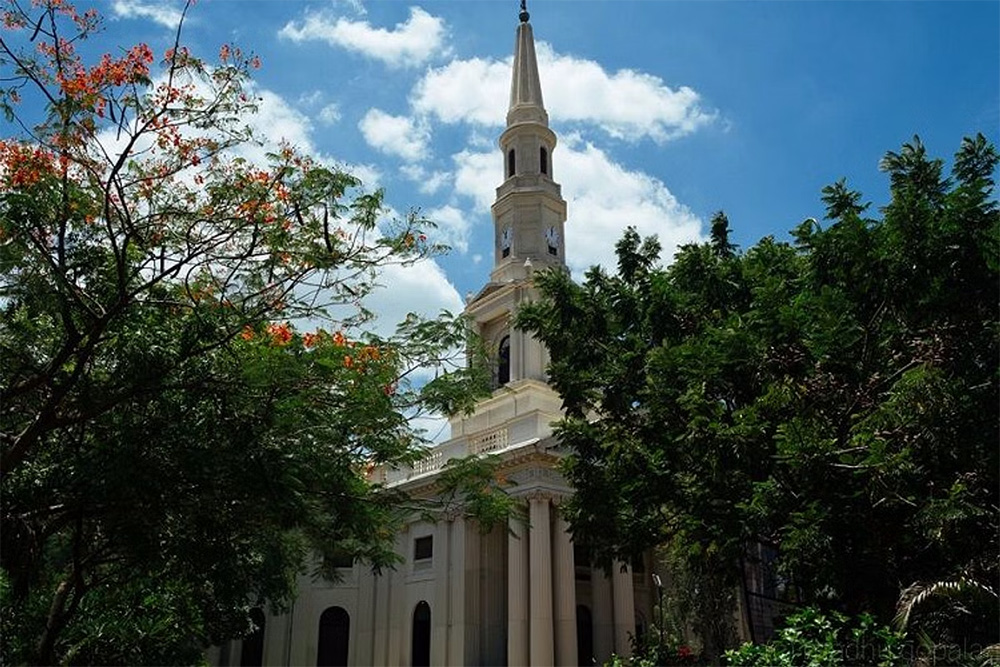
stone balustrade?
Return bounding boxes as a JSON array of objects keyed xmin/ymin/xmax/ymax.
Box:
[{"xmin": 377, "ymin": 426, "xmax": 513, "ymax": 486}]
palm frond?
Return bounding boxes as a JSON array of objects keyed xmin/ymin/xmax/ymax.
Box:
[{"xmin": 894, "ymin": 576, "xmax": 998, "ymax": 630}]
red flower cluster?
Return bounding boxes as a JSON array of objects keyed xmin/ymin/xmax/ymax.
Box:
[
  {"xmin": 266, "ymin": 322, "xmax": 293, "ymax": 346},
  {"xmin": 54, "ymin": 43, "xmax": 153, "ymax": 116},
  {"xmin": 0, "ymin": 140, "xmax": 56, "ymax": 188}
]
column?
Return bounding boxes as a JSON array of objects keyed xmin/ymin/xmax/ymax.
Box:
[
  {"xmin": 612, "ymin": 560, "xmax": 635, "ymax": 658},
  {"xmin": 432, "ymin": 519, "xmax": 451, "ymax": 665},
  {"xmin": 591, "ymin": 567, "xmax": 614, "ymax": 664},
  {"xmin": 372, "ymin": 570, "xmax": 390, "ymax": 666},
  {"xmin": 553, "ymin": 507, "xmax": 578, "ymax": 667},
  {"xmin": 510, "ymin": 330, "xmax": 523, "ymax": 383},
  {"xmin": 507, "ymin": 513, "xmax": 529, "ymax": 666},
  {"xmin": 529, "ymin": 494, "xmax": 554, "ymax": 666},
  {"xmin": 355, "ymin": 564, "xmax": 377, "ymax": 666},
  {"xmin": 448, "ymin": 516, "xmax": 468, "ymax": 665},
  {"xmin": 387, "ymin": 527, "xmax": 408, "ymax": 666}
]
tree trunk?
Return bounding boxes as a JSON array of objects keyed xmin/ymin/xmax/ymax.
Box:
[{"xmin": 34, "ymin": 578, "xmax": 71, "ymax": 665}]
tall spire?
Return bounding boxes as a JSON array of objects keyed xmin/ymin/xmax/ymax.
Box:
[{"xmin": 507, "ymin": 1, "xmax": 548, "ymax": 127}]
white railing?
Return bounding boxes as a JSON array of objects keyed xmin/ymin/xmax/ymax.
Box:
[
  {"xmin": 376, "ymin": 426, "xmax": 511, "ymax": 485},
  {"xmin": 469, "ymin": 427, "xmax": 509, "ymax": 455},
  {"xmin": 410, "ymin": 450, "xmax": 444, "ymax": 476}
]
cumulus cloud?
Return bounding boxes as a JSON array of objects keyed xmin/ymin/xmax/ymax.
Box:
[
  {"xmin": 110, "ymin": 0, "xmax": 185, "ymax": 29},
  {"xmin": 359, "ymin": 109, "xmax": 430, "ymax": 162},
  {"xmin": 452, "ymin": 149, "xmax": 500, "ymax": 212},
  {"xmin": 363, "ymin": 259, "xmax": 465, "ymax": 337},
  {"xmin": 452, "ymin": 137, "xmax": 703, "ymax": 274},
  {"xmin": 400, "ymin": 164, "xmax": 451, "ymax": 195},
  {"xmin": 279, "ymin": 6, "xmax": 448, "ymax": 68},
  {"xmin": 423, "ymin": 205, "xmax": 470, "ymax": 253},
  {"xmin": 412, "ymin": 42, "xmax": 715, "ymax": 143},
  {"xmin": 317, "ymin": 103, "xmax": 342, "ymax": 125},
  {"xmin": 411, "ymin": 57, "xmax": 510, "ymax": 125}
]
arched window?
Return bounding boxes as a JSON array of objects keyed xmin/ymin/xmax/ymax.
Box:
[
  {"xmin": 576, "ymin": 605, "xmax": 594, "ymax": 667},
  {"xmin": 239, "ymin": 607, "xmax": 266, "ymax": 667},
  {"xmin": 317, "ymin": 606, "xmax": 350, "ymax": 667},
  {"xmin": 507, "ymin": 149, "xmax": 516, "ymax": 178},
  {"xmin": 540, "ymin": 146, "xmax": 548, "ymax": 175},
  {"xmin": 497, "ymin": 336, "xmax": 510, "ymax": 387},
  {"xmin": 411, "ymin": 601, "xmax": 431, "ymax": 667}
]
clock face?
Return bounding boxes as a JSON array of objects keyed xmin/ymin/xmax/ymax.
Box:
[
  {"xmin": 545, "ymin": 226, "xmax": 560, "ymax": 254},
  {"xmin": 501, "ymin": 226, "xmax": 512, "ymax": 258}
]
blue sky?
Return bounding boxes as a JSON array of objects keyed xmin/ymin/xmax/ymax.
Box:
[
  {"xmin": 11, "ymin": 0, "xmax": 1000, "ymax": 323},
  {"xmin": 8, "ymin": 0, "xmax": 997, "ymax": 440}
]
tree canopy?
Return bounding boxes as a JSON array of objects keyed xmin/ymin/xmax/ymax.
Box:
[
  {"xmin": 518, "ymin": 134, "xmax": 999, "ymax": 654},
  {"xmin": 0, "ymin": 1, "xmax": 487, "ymax": 663}
]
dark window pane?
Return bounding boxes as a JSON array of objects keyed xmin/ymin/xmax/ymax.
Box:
[
  {"xmin": 414, "ymin": 535, "xmax": 433, "ymax": 561},
  {"xmin": 497, "ymin": 336, "xmax": 510, "ymax": 386}
]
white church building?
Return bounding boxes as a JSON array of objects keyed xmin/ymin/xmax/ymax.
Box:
[{"xmin": 211, "ymin": 7, "xmax": 660, "ymax": 666}]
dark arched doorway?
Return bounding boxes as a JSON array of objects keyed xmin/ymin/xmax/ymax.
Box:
[
  {"xmin": 411, "ymin": 601, "xmax": 431, "ymax": 667},
  {"xmin": 317, "ymin": 606, "xmax": 350, "ymax": 667},
  {"xmin": 576, "ymin": 605, "xmax": 593, "ymax": 667},
  {"xmin": 240, "ymin": 607, "xmax": 265, "ymax": 667}
]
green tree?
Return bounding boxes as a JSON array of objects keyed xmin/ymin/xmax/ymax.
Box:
[
  {"xmin": 518, "ymin": 135, "xmax": 999, "ymax": 655},
  {"xmin": 725, "ymin": 607, "xmax": 906, "ymax": 667},
  {"xmin": 0, "ymin": 1, "xmax": 487, "ymax": 663}
]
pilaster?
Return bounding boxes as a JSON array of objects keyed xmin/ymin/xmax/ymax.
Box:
[
  {"xmin": 432, "ymin": 519, "xmax": 451, "ymax": 665},
  {"xmin": 508, "ymin": 513, "xmax": 530, "ymax": 666},
  {"xmin": 553, "ymin": 505, "xmax": 578, "ymax": 666},
  {"xmin": 447, "ymin": 516, "xmax": 468, "ymax": 665},
  {"xmin": 528, "ymin": 492, "xmax": 554, "ymax": 666}
]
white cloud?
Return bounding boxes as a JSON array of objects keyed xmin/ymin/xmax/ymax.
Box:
[
  {"xmin": 363, "ymin": 259, "xmax": 465, "ymax": 337},
  {"xmin": 400, "ymin": 164, "xmax": 450, "ymax": 195},
  {"xmin": 236, "ymin": 87, "xmax": 317, "ymax": 164},
  {"xmin": 423, "ymin": 205, "xmax": 470, "ymax": 253},
  {"xmin": 298, "ymin": 90, "xmax": 324, "ymax": 108},
  {"xmin": 452, "ymin": 149, "xmax": 500, "ymax": 211},
  {"xmin": 411, "ymin": 57, "xmax": 509, "ymax": 125},
  {"xmin": 412, "ymin": 43, "xmax": 715, "ymax": 143},
  {"xmin": 559, "ymin": 138, "xmax": 704, "ymax": 272},
  {"xmin": 110, "ymin": 0, "xmax": 184, "ymax": 29},
  {"xmin": 318, "ymin": 103, "xmax": 342, "ymax": 125},
  {"xmin": 359, "ymin": 109, "xmax": 429, "ymax": 162},
  {"xmin": 279, "ymin": 6, "xmax": 448, "ymax": 68},
  {"xmin": 452, "ymin": 137, "xmax": 704, "ymax": 274}
]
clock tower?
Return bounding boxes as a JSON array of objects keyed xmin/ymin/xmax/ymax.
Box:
[
  {"xmin": 451, "ymin": 1, "xmax": 567, "ymax": 440},
  {"xmin": 491, "ymin": 4, "xmax": 568, "ymax": 283}
]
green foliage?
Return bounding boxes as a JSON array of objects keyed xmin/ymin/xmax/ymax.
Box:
[
  {"xmin": 436, "ymin": 454, "xmax": 519, "ymax": 531},
  {"xmin": 518, "ymin": 134, "xmax": 999, "ymax": 651},
  {"xmin": 0, "ymin": 1, "xmax": 489, "ymax": 663},
  {"xmin": 725, "ymin": 607, "xmax": 906, "ymax": 667}
]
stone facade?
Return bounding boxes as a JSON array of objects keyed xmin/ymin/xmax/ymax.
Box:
[{"xmin": 209, "ymin": 10, "xmax": 654, "ymax": 667}]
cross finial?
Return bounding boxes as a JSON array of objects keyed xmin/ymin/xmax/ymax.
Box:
[{"xmin": 519, "ymin": 0, "xmax": 529, "ymax": 23}]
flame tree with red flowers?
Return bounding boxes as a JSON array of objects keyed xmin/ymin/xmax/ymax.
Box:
[{"xmin": 0, "ymin": 1, "xmax": 493, "ymax": 663}]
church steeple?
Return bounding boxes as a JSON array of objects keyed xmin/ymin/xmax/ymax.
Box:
[
  {"xmin": 490, "ymin": 3, "xmax": 567, "ymax": 283},
  {"xmin": 507, "ymin": 1, "xmax": 548, "ymax": 128}
]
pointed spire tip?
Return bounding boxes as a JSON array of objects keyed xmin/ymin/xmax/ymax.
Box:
[{"xmin": 519, "ymin": 0, "xmax": 529, "ymax": 23}]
